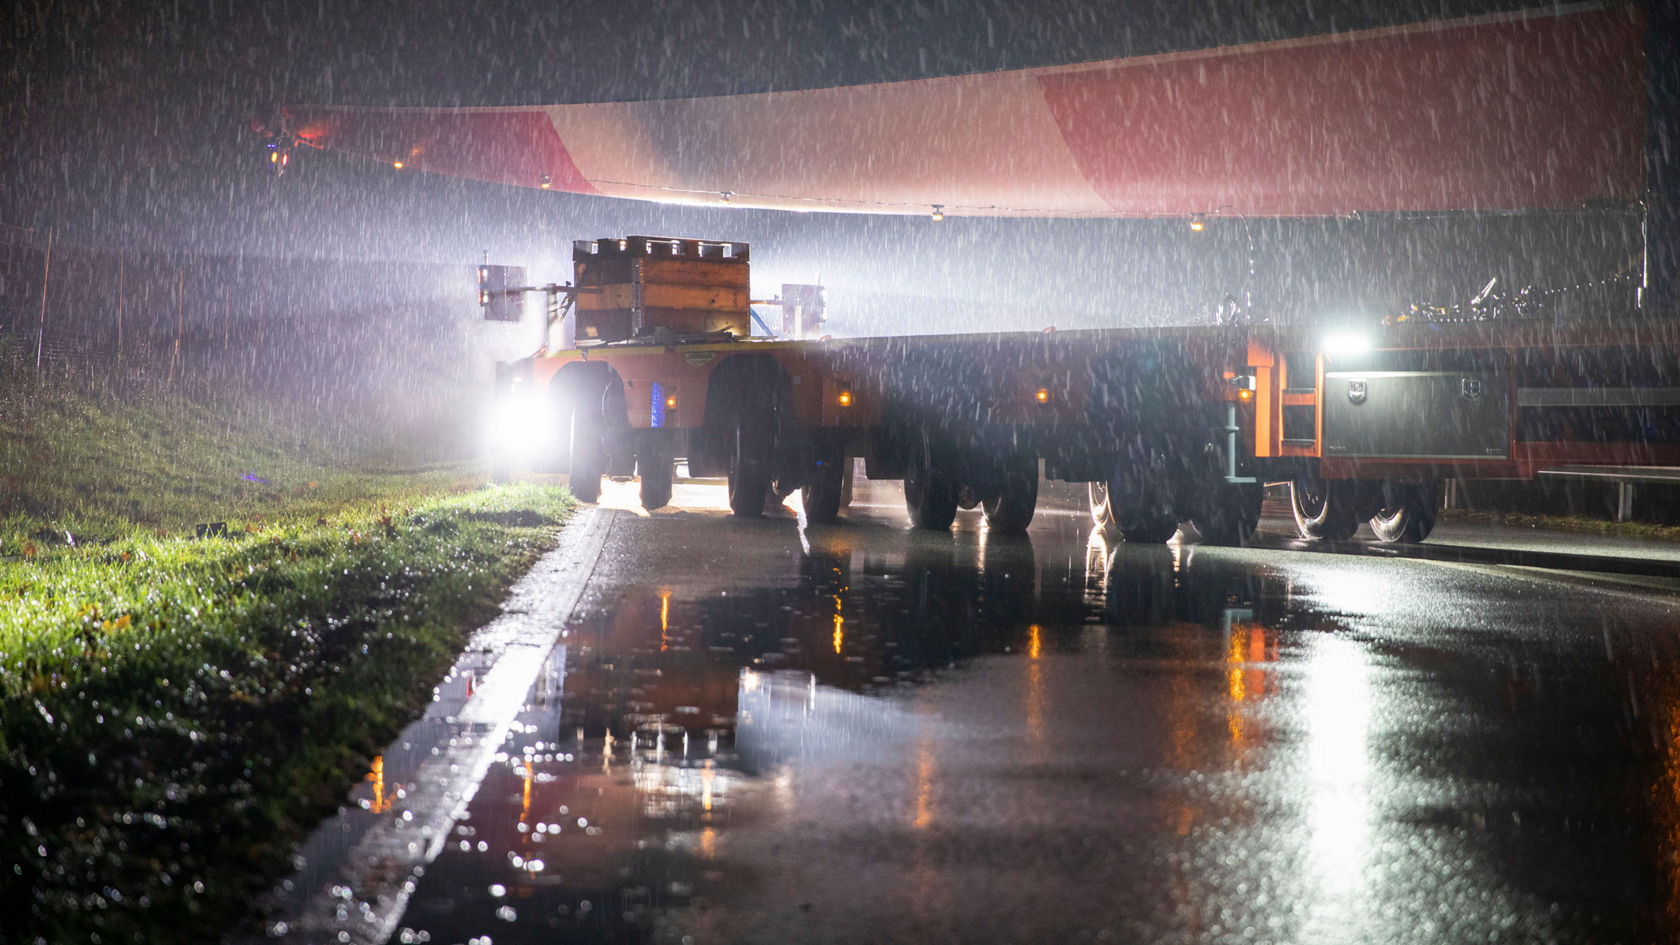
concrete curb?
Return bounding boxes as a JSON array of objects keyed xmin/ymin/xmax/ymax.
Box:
[{"xmin": 247, "ymin": 507, "xmax": 615, "ymax": 944}]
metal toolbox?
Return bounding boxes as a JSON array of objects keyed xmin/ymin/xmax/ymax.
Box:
[{"xmin": 1322, "ymin": 371, "xmax": 1509, "ymax": 459}]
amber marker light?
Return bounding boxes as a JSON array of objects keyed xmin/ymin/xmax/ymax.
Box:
[
  {"xmin": 393, "ymin": 160, "xmax": 404, "ymax": 169},
  {"xmin": 838, "ymin": 390, "xmax": 853, "ymax": 407},
  {"xmin": 665, "ymin": 395, "xmax": 678, "ymax": 409},
  {"xmin": 1035, "ymin": 387, "xmax": 1050, "ymax": 404}
]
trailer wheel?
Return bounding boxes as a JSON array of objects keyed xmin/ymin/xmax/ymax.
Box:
[
  {"xmin": 801, "ymin": 440, "xmax": 848, "ymax": 524},
  {"xmin": 904, "ymin": 426, "xmax": 958, "ymax": 530},
  {"xmin": 638, "ymin": 432, "xmax": 674, "ymax": 511},
  {"xmin": 568, "ymin": 406, "xmax": 604, "ymax": 504},
  {"xmin": 1115, "ymin": 505, "xmax": 1178, "ymax": 543},
  {"xmin": 982, "ymin": 451, "xmax": 1038, "ymax": 534},
  {"xmin": 1290, "ymin": 479, "xmax": 1358, "ymax": 541},
  {"xmin": 1092, "ymin": 472, "xmax": 1177, "ymax": 542},
  {"xmin": 1190, "ymin": 483, "xmax": 1263, "ymax": 546},
  {"xmin": 1368, "ymin": 480, "xmax": 1440, "ymax": 543},
  {"xmin": 727, "ymin": 414, "xmax": 772, "ymax": 518}
]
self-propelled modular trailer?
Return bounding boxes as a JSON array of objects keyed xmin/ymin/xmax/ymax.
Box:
[{"xmin": 487, "ymin": 235, "xmax": 1680, "ymax": 544}]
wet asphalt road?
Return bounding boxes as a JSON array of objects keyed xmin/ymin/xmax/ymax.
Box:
[{"xmin": 347, "ymin": 476, "xmax": 1680, "ymax": 944}]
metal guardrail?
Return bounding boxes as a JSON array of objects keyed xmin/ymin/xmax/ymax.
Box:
[
  {"xmin": 1537, "ymin": 465, "xmax": 1680, "ymax": 485},
  {"xmin": 1535, "ymin": 465, "xmax": 1680, "ymax": 521},
  {"xmin": 1517, "ymin": 387, "xmax": 1680, "ymax": 408}
]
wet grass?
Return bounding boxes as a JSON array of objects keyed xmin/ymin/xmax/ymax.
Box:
[
  {"xmin": 1439, "ymin": 508, "xmax": 1680, "ymax": 543},
  {"xmin": 0, "ymin": 371, "xmax": 574, "ymax": 944},
  {"xmin": 0, "ymin": 364, "xmax": 455, "ymax": 548}
]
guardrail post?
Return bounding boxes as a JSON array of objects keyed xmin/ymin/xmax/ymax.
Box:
[{"xmin": 1617, "ymin": 481, "xmax": 1635, "ymax": 523}]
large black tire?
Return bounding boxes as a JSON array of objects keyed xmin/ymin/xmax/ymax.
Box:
[
  {"xmin": 982, "ymin": 451, "xmax": 1038, "ymax": 535},
  {"xmin": 1368, "ymin": 480, "xmax": 1440, "ymax": 543},
  {"xmin": 568, "ymin": 406, "xmax": 604, "ymax": 504},
  {"xmin": 1290, "ymin": 479, "xmax": 1358, "ymax": 541},
  {"xmin": 1093, "ymin": 470, "xmax": 1177, "ymax": 543},
  {"xmin": 903, "ymin": 426, "xmax": 958, "ymax": 530},
  {"xmin": 727, "ymin": 413, "xmax": 772, "ymax": 518},
  {"xmin": 1190, "ymin": 482, "xmax": 1263, "ymax": 546},
  {"xmin": 638, "ymin": 434, "xmax": 674, "ymax": 511},
  {"xmin": 801, "ymin": 441, "xmax": 848, "ymax": 524},
  {"xmin": 1114, "ymin": 503, "xmax": 1179, "ymax": 544}
]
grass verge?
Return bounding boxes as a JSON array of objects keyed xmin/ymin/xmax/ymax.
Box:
[
  {"xmin": 0, "ymin": 371, "xmax": 573, "ymax": 944},
  {"xmin": 1438, "ymin": 508, "xmax": 1680, "ymax": 543}
]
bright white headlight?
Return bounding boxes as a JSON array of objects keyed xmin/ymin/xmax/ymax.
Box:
[{"xmin": 1320, "ymin": 332, "xmax": 1371, "ymax": 356}]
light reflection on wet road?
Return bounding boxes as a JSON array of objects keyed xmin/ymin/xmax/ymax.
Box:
[{"xmin": 391, "ymin": 479, "xmax": 1680, "ymax": 944}]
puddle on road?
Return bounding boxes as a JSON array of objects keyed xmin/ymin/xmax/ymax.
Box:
[
  {"xmin": 384, "ymin": 529, "xmax": 1331, "ymax": 944},
  {"xmin": 331, "ymin": 523, "xmax": 1680, "ymax": 945}
]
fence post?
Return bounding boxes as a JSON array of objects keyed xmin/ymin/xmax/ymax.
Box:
[
  {"xmin": 116, "ymin": 248, "xmax": 124, "ymax": 362},
  {"xmin": 168, "ymin": 266, "xmax": 183, "ymax": 386},
  {"xmin": 35, "ymin": 226, "xmax": 53, "ymax": 376}
]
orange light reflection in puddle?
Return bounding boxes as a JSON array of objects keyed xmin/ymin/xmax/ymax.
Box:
[
  {"xmin": 363, "ymin": 755, "xmax": 392, "ymax": 813},
  {"xmin": 660, "ymin": 589, "xmax": 671, "ymax": 651},
  {"xmin": 913, "ymin": 736, "xmax": 936, "ymax": 830}
]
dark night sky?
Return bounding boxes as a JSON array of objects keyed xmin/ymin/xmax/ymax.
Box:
[{"xmin": 0, "ymin": 0, "xmax": 1648, "ymax": 337}]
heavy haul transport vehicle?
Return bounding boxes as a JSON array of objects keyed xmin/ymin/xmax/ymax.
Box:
[
  {"xmin": 275, "ymin": 2, "xmax": 1677, "ymax": 543},
  {"xmin": 483, "ymin": 236, "xmax": 1680, "ymax": 547}
]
